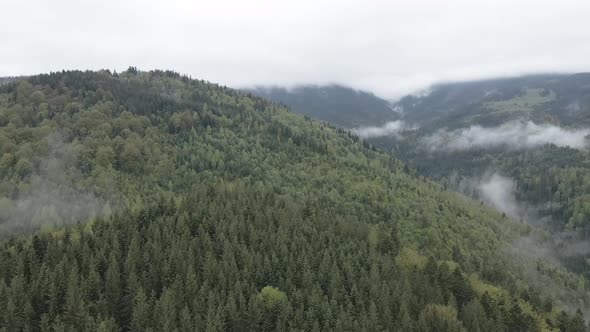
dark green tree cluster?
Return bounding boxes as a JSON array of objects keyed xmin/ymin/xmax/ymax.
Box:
[{"xmin": 0, "ymin": 184, "xmax": 565, "ymax": 331}]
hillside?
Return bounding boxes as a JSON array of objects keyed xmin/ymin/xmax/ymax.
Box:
[
  {"xmin": 246, "ymin": 85, "xmax": 399, "ymax": 128},
  {"xmin": 388, "ymin": 75, "xmax": 590, "ymax": 276},
  {"xmin": 267, "ymin": 75, "xmax": 590, "ymax": 280},
  {"xmin": 0, "ymin": 70, "xmax": 587, "ymax": 331}
]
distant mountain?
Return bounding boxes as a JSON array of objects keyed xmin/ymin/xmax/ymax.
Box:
[
  {"xmin": 396, "ymin": 73, "xmax": 590, "ymax": 131},
  {"xmin": 246, "ymin": 85, "xmax": 399, "ymax": 128}
]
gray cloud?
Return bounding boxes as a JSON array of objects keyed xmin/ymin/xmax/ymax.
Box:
[
  {"xmin": 1, "ymin": 1, "xmax": 590, "ymax": 98},
  {"xmin": 424, "ymin": 121, "xmax": 590, "ymax": 151}
]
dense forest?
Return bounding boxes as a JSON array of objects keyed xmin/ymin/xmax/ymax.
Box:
[
  {"xmin": 264, "ymin": 76, "xmax": 590, "ymax": 281},
  {"xmin": 0, "ymin": 69, "xmax": 588, "ymax": 331},
  {"xmin": 391, "ymin": 140, "xmax": 590, "ymax": 278},
  {"xmin": 375, "ymin": 76, "xmax": 590, "ymax": 279}
]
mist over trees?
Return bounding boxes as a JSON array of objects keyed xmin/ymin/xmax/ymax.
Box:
[
  {"xmin": 344, "ymin": 75, "xmax": 590, "ymax": 285},
  {"xmin": 0, "ymin": 70, "xmax": 588, "ymax": 331}
]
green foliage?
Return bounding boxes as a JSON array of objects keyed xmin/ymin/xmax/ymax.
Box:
[
  {"xmin": 343, "ymin": 74, "xmax": 590, "ymax": 289},
  {"xmin": 0, "ymin": 190, "xmax": 563, "ymax": 330},
  {"xmin": 256, "ymin": 286, "xmax": 288, "ymax": 310},
  {"xmin": 417, "ymin": 304, "xmax": 466, "ymax": 332},
  {"xmin": 0, "ymin": 69, "xmax": 580, "ymax": 330},
  {"xmin": 483, "ymin": 88, "xmax": 556, "ymax": 115},
  {"xmin": 256, "ymin": 286, "xmax": 288, "ymax": 331}
]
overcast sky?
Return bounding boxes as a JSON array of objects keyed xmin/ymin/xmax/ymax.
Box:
[{"xmin": 2, "ymin": 0, "xmax": 590, "ymax": 98}]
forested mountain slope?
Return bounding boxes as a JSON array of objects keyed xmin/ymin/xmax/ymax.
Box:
[
  {"xmin": 269, "ymin": 74, "xmax": 590, "ymax": 281},
  {"xmin": 0, "ymin": 70, "xmax": 587, "ymax": 331},
  {"xmin": 246, "ymin": 85, "xmax": 399, "ymax": 128},
  {"xmin": 380, "ymin": 75, "xmax": 590, "ymax": 278},
  {"xmin": 248, "ymin": 76, "xmax": 590, "ymax": 248},
  {"xmin": 396, "ymin": 73, "xmax": 590, "ymax": 130}
]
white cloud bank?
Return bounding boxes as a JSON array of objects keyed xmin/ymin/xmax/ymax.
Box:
[
  {"xmin": 2, "ymin": 1, "xmax": 590, "ymax": 98},
  {"xmin": 353, "ymin": 121, "xmax": 413, "ymax": 138},
  {"xmin": 424, "ymin": 121, "xmax": 590, "ymax": 151}
]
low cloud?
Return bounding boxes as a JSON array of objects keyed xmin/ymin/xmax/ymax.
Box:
[
  {"xmin": 510, "ymin": 233, "xmax": 590, "ymax": 319},
  {"xmin": 353, "ymin": 120, "xmax": 414, "ymax": 138},
  {"xmin": 390, "ymin": 105, "xmax": 404, "ymax": 113},
  {"xmin": 454, "ymin": 172, "xmax": 532, "ymax": 220},
  {"xmin": 477, "ymin": 173, "xmax": 521, "ymax": 219},
  {"xmin": 409, "ymin": 86, "xmax": 433, "ymax": 98},
  {"xmin": 0, "ymin": 132, "xmax": 111, "ymax": 236},
  {"xmin": 458, "ymin": 172, "xmax": 590, "ymax": 258},
  {"xmin": 424, "ymin": 121, "xmax": 590, "ymax": 151},
  {"xmin": 449, "ymin": 170, "xmax": 590, "ymax": 316},
  {"xmin": 0, "ymin": 176, "xmax": 106, "ymax": 235}
]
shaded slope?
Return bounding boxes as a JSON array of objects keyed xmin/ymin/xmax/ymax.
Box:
[{"xmin": 246, "ymin": 85, "xmax": 399, "ymax": 128}]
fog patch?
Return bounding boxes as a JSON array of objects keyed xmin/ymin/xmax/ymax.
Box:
[
  {"xmin": 453, "ymin": 171, "xmax": 590, "ymax": 316},
  {"xmin": 424, "ymin": 121, "xmax": 590, "ymax": 151},
  {"xmin": 0, "ymin": 132, "xmax": 111, "ymax": 236},
  {"xmin": 353, "ymin": 120, "xmax": 415, "ymax": 138},
  {"xmin": 567, "ymin": 101, "xmax": 581, "ymax": 112},
  {"xmin": 390, "ymin": 104, "xmax": 404, "ymax": 113},
  {"xmin": 452, "ymin": 172, "xmax": 534, "ymax": 221},
  {"xmin": 458, "ymin": 172, "xmax": 590, "ymax": 317},
  {"xmin": 477, "ymin": 174, "xmax": 521, "ymax": 219},
  {"xmin": 458, "ymin": 172, "xmax": 590, "ymax": 258},
  {"xmin": 510, "ymin": 231, "xmax": 590, "ymax": 319},
  {"xmin": 0, "ymin": 177, "xmax": 107, "ymax": 235},
  {"xmin": 410, "ymin": 86, "xmax": 433, "ymax": 98}
]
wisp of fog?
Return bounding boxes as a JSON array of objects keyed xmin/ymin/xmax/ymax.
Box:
[
  {"xmin": 424, "ymin": 121, "xmax": 590, "ymax": 150},
  {"xmin": 477, "ymin": 173, "xmax": 521, "ymax": 219},
  {"xmin": 454, "ymin": 172, "xmax": 528, "ymax": 220},
  {"xmin": 353, "ymin": 120, "xmax": 413, "ymax": 138}
]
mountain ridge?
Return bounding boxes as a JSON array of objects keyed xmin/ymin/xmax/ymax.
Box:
[{"xmin": 245, "ymin": 84, "xmax": 399, "ymax": 128}]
